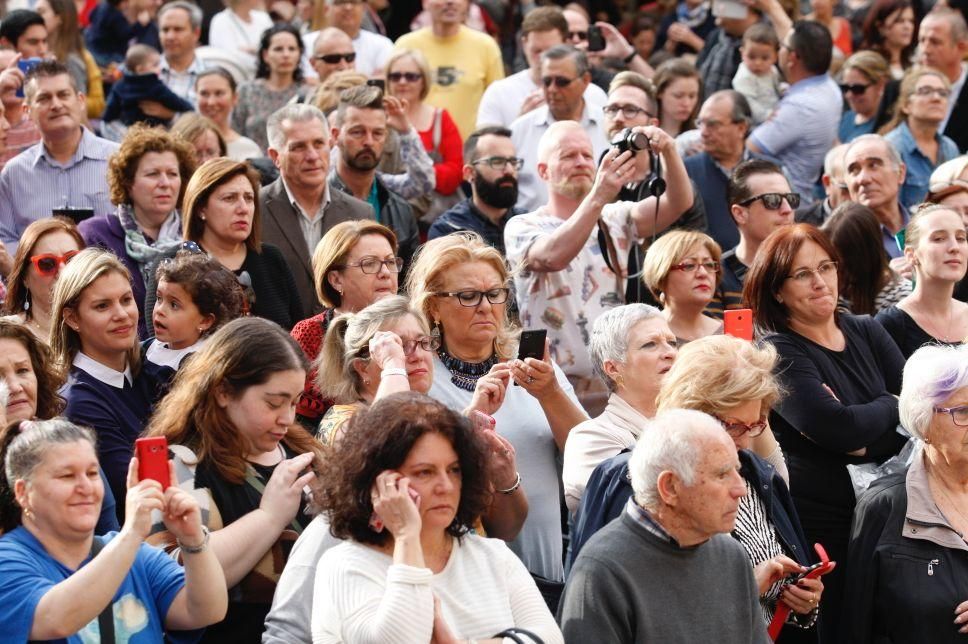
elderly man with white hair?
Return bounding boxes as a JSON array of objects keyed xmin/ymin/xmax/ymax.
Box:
[
  {"xmin": 843, "ymin": 133, "xmax": 909, "ymax": 259},
  {"xmin": 842, "ymin": 343, "xmax": 968, "ymax": 642},
  {"xmin": 559, "ymin": 408, "xmax": 769, "ymax": 642},
  {"xmin": 504, "ymin": 120, "xmax": 692, "ymax": 415}
]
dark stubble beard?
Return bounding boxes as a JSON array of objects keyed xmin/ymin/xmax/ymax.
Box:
[{"xmin": 473, "ymin": 171, "xmax": 519, "ymax": 209}]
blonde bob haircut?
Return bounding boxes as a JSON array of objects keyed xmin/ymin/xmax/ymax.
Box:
[
  {"xmin": 655, "ymin": 334, "xmax": 783, "ymax": 417},
  {"xmin": 385, "ymin": 49, "xmax": 432, "ymax": 101},
  {"xmin": 313, "ymin": 221, "xmax": 398, "ymax": 308},
  {"xmin": 315, "ymin": 295, "xmax": 429, "ymax": 404},
  {"xmin": 641, "ymin": 230, "xmax": 723, "ymax": 301},
  {"xmin": 405, "ymin": 232, "xmax": 518, "ymax": 361},
  {"xmin": 182, "ymin": 157, "xmax": 263, "ymax": 252},
  {"xmin": 50, "ymin": 248, "xmax": 141, "ymax": 374}
]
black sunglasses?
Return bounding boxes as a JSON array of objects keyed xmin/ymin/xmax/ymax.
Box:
[
  {"xmin": 839, "ymin": 82, "xmax": 871, "ymax": 95},
  {"xmin": 388, "ymin": 71, "xmax": 422, "ymax": 83},
  {"xmin": 314, "ymin": 52, "xmax": 356, "ymax": 64},
  {"xmin": 542, "ymin": 75, "xmax": 578, "ymax": 88},
  {"xmin": 739, "ymin": 192, "xmax": 801, "ymax": 210}
]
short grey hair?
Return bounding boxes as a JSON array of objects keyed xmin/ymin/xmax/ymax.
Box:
[
  {"xmin": 589, "ymin": 303, "xmax": 663, "ymax": 391},
  {"xmin": 628, "ymin": 409, "xmax": 722, "ymax": 511},
  {"xmin": 158, "ymin": 0, "xmax": 203, "ymax": 30},
  {"xmin": 845, "ymin": 134, "xmax": 902, "ymax": 171},
  {"xmin": 899, "ymin": 344, "xmax": 968, "ymax": 441},
  {"xmin": 824, "ymin": 143, "xmax": 849, "ymax": 179},
  {"xmin": 5, "ymin": 419, "xmax": 97, "ymax": 487},
  {"xmin": 266, "ymin": 103, "xmax": 330, "ymax": 152},
  {"xmin": 540, "ymin": 44, "xmax": 589, "ymax": 77}
]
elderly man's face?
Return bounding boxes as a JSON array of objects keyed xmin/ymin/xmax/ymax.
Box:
[
  {"xmin": 312, "ymin": 32, "xmax": 356, "ymax": 81},
  {"xmin": 697, "ymin": 95, "xmax": 746, "ymax": 164},
  {"xmin": 918, "ymin": 16, "xmax": 964, "ymax": 73},
  {"xmin": 845, "ymin": 139, "xmax": 904, "ymax": 211},
  {"xmin": 541, "ymin": 56, "xmax": 588, "ymax": 121},
  {"xmin": 269, "ymin": 117, "xmax": 331, "ymax": 193},
  {"xmin": 672, "ymin": 432, "xmax": 746, "ymax": 541},
  {"xmin": 541, "ymin": 128, "xmax": 596, "ymax": 200}
]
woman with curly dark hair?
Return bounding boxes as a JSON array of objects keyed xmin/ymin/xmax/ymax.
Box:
[
  {"xmin": 311, "ymin": 391, "xmax": 562, "ymax": 643},
  {"xmin": 232, "ymin": 23, "xmax": 309, "ymax": 152},
  {"xmin": 861, "ymin": 0, "xmax": 916, "ymax": 80},
  {"xmin": 78, "ymin": 124, "xmax": 197, "ymax": 338}
]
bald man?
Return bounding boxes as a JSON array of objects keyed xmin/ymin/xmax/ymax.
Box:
[{"xmin": 310, "ymin": 27, "xmax": 356, "ymax": 82}]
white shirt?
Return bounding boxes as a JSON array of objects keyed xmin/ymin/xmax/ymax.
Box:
[
  {"xmin": 144, "ymin": 339, "xmax": 204, "ymax": 370},
  {"xmin": 72, "ymin": 352, "xmax": 132, "ymax": 389},
  {"xmin": 509, "ymin": 102, "xmax": 610, "ymax": 212},
  {"xmin": 301, "ymin": 28, "xmax": 394, "ymax": 80},
  {"xmin": 226, "ymin": 136, "xmax": 263, "ymax": 161},
  {"xmin": 504, "ymin": 201, "xmax": 641, "ymax": 381},
  {"xmin": 477, "ymin": 68, "xmax": 608, "ymax": 128},
  {"xmin": 208, "ymin": 9, "xmax": 273, "ymax": 77},
  {"xmin": 282, "ymin": 177, "xmax": 330, "ymax": 254}
]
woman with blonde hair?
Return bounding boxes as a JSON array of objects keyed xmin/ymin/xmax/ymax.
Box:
[
  {"xmin": 182, "ymin": 157, "xmax": 302, "ymax": 329},
  {"xmin": 641, "ymin": 229, "xmax": 723, "ymax": 343},
  {"xmin": 290, "ymin": 220, "xmax": 400, "ymax": 427},
  {"xmin": 408, "ymin": 232, "xmax": 587, "ymax": 588},
  {"xmin": 875, "ymin": 204, "xmax": 967, "ymax": 357},
  {"xmin": 50, "ymin": 248, "xmax": 171, "ymax": 522},
  {"xmin": 145, "ymin": 317, "xmax": 322, "ymax": 643},
  {"xmin": 838, "ymin": 50, "xmax": 891, "ymax": 143},
  {"xmin": 882, "ymin": 67, "xmax": 959, "ymax": 208}
]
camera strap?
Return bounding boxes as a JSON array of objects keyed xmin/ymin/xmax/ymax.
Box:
[
  {"xmin": 89, "ymin": 537, "xmax": 116, "ymax": 644},
  {"xmin": 596, "ymin": 220, "xmax": 626, "ymax": 302}
]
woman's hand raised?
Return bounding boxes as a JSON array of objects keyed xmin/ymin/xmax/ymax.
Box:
[
  {"xmin": 160, "ymin": 461, "xmax": 206, "ymax": 548},
  {"xmin": 258, "ymin": 452, "xmax": 316, "ymax": 531},
  {"xmin": 371, "ymin": 471, "xmax": 422, "ymax": 540},
  {"xmin": 369, "ymin": 331, "xmax": 406, "ymax": 370},
  {"xmin": 122, "ymin": 457, "xmax": 166, "ymax": 541},
  {"xmin": 466, "ymin": 362, "xmax": 511, "ymax": 416}
]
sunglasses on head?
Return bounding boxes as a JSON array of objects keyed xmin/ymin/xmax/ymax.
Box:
[
  {"xmin": 388, "ymin": 71, "xmax": 422, "ymax": 83},
  {"xmin": 31, "ymin": 250, "xmax": 80, "ymax": 276},
  {"xmin": 839, "ymin": 82, "xmax": 871, "ymax": 95},
  {"xmin": 739, "ymin": 192, "xmax": 801, "ymax": 210},
  {"xmin": 314, "ymin": 52, "xmax": 356, "ymax": 64}
]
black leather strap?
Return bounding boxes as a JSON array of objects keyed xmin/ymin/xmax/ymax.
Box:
[{"xmin": 89, "ymin": 537, "xmax": 115, "ymax": 644}]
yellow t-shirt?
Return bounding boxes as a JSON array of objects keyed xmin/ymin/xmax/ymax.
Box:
[{"xmin": 396, "ymin": 26, "xmax": 504, "ymax": 139}]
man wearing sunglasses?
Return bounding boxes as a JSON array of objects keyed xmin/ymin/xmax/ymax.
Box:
[
  {"xmin": 510, "ymin": 45, "xmax": 609, "ymax": 212},
  {"xmin": 304, "ymin": 0, "xmax": 392, "ymax": 78},
  {"xmin": 308, "ymin": 27, "xmax": 356, "ymax": 83},
  {"xmin": 715, "ymin": 159, "xmax": 796, "ymax": 312}
]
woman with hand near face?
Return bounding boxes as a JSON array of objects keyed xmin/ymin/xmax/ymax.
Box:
[
  {"xmin": 744, "ymin": 224, "xmax": 907, "ymax": 642},
  {"xmin": 0, "ymin": 419, "xmax": 227, "ymax": 642},
  {"xmin": 875, "ymin": 205, "xmax": 968, "ymax": 357},
  {"xmin": 145, "ymin": 317, "xmax": 323, "ymax": 643},
  {"xmin": 290, "ymin": 221, "xmax": 400, "ymax": 428},
  {"xmin": 311, "ymin": 392, "xmax": 562, "ymax": 644},
  {"xmin": 641, "ymin": 230, "xmax": 724, "ymax": 344},
  {"xmin": 195, "ymin": 68, "xmax": 263, "ymax": 160},
  {"xmin": 79, "ymin": 125, "xmax": 197, "ymax": 338},
  {"xmin": 1, "ymin": 218, "xmax": 85, "ymax": 343},
  {"xmin": 52, "ymin": 249, "xmax": 173, "ymax": 524}
]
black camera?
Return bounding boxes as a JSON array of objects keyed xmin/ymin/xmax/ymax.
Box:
[{"xmin": 610, "ymin": 128, "xmax": 650, "ymax": 155}]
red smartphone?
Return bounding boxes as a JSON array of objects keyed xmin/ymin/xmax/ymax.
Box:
[
  {"xmin": 723, "ymin": 309, "xmax": 753, "ymax": 341},
  {"xmin": 369, "ymin": 485, "xmax": 421, "ymax": 533},
  {"xmin": 135, "ymin": 437, "xmax": 171, "ymax": 489}
]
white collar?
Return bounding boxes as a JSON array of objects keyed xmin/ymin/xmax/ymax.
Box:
[
  {"xmin": 73, "ymin": 352, "xmax": 133, "ymax": 389},
  {"xmin": 145, "ymin": 338, "xmax": 204, "ymax": 370},
  {"xmin": 281, "ymin": 176, "xmax": 330, "ymax": 216}
]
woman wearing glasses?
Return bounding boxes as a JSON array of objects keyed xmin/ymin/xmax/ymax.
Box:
[
  {"xmin": 882, "ymin": 68, "xmax": 959, "ymax": 208},
  {"xmin": 743, "ymin": 224, "xmax": 906, "ymax": 642},
  {"xmin": 385, "ymin": 49, "xmax": 464, "ymax": 221},
  {"xmin": 641, "ymin": 230, "xmax": 723, "ymax": 344},
  {"xmin": 1, "ymin": 218, "xmax": 84, "ymax": 343},
  {"xmin": 875, "ymin": 205, "xmax": 968, "ymax": 358},
  {"xmin": 841, "ymin": 343, "xmax": 968, "ymax": 643},
  {"xmin": 407, "ymin": 233, "xmax": 587, "ymax": 592},
  {"xmin": 182, "ymin": 158, "xmax": 303, "ymax": 330},
  {"xmin": 290, "ymin": 220, "xmax": 401, "ymax": 428},
  {"xmin": 837, "ymin": 51, "xmax": 890, "ymax": 144},
  {"xmin": 195, "ymin": 68, "xmax": 263, "ymax": 160}
]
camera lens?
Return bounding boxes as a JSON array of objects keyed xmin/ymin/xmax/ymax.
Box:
[{"xmin": 627, "ymin": 131, "xmax": 649, "ymax": 152}]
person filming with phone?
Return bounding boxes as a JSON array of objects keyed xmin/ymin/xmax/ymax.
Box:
[{"xmin": 0, "ymin": 418, "xmax": 227, "ymax": 642}]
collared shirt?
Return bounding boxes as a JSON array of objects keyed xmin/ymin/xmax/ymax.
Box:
[
  {"xmin": 73, "ymin": 352, "xmax": 133, "ymax": 389},
  {"xmin": 159, "ymin": 54, "xmax": 207, "ymax": 106},
  {"xmin": 145, "ymin": 338, "xmax": 204, "ymax": 370},
  {"xmin": 904, "ymin": 448, "xmax": 968, "ymax": 549},
  {"xmin": 941, "ymin": 62, "xmax": 967, "ymax": 133},
  {"xmin": 750, "ymin": 73, "xmax": 842, "ymax": 202},
  {"xmin": 0, "ymin": 127, "xmax": 119, "ymax": 253},
  {"xmin": 510, "ymin": 102, "xmax": 610, "ymax": 212},
  {"xmin": 881, "ymin": 203, "xmax": 910, "ymax": 259},
  {"xmin": 624, "ymin": 498, "xmax": 678, "ymax": 545},
  {"xmin": 476, "ymin": 67, "xmax": 608, "ymax": 128},
  {"xmin": 0, "ymin": 118, "xmax": 42, "ymax": 172},
  {"xmin": 885, "ymin": 121, "xmax": 961, "ymax": 209},
  {"xmin": 281, "ymin": 177, "xmax": 330, "ymax": 255}
]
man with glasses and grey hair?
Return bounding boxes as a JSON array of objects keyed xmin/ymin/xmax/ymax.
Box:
[
  {"xmin": 157, "ymin": 1, "xmax": 206, "ymax": 106},
  {"xmin": 511, "ymin": 45, "xmax": 609, "ymax": 212},
  {"xmin": 260, "ymin": 103, "xmax": 374, "ymax": 318}
]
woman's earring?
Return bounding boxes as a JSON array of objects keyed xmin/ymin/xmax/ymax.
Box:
[
  {"xmin": 23, "ymin": 291, "xmax": 30, "ymax": 312},
  {"xmin": 776, "ymin": 295, "xmax": 784, "ymax": 304},
  {"xmin": 23, "ymin": 507, "xmax": 33, "ymax": 521},
  {"xmin": 431, "ymin": 319, "xmax": 441, "ymax": 341}
]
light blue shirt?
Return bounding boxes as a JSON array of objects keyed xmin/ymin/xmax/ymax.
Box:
[
  {"xmin": 750, "ymin": 73, "xmax": 842, "ymax": 204},
  {"xmin": 0, "ymin": 127, "xmax": 118, "ymax": 253},
  {"xmin": 885, "ymin": 121, "xmax": 960, "ymax": 209}
]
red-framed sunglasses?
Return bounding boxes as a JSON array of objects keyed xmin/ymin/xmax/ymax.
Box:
[{"xmin": 30, "ymin": 250, "xmax": 80, "ymax": 276}]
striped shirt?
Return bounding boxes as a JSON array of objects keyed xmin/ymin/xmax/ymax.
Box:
[
  {"xmin": 159, "ymin": 54, "xmax": 208, "ymax": 107},
  {"xmin": 0, "ymin": 127, "xmax": 118, "ymax": 253}
]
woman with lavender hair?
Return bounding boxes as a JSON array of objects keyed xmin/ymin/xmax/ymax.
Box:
[{"xmin": 841, "ymin": 343, "xmax": 968, "ymax": 643}]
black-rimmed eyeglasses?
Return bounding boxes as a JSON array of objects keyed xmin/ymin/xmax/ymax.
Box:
[
  {"xmin": 603, "ymin": 104, "xmax": 654, "ymax": 120},
  {"xmin": 336, "ymin": 256, "xmax": 404, "ymax": 274},
  {"xmin": 542, "ymin": 76, "xmax": 578, "ymax": 88},
  {"xmin": 435, "ymin": 288, "xmax": 510, "ymax": 307}
]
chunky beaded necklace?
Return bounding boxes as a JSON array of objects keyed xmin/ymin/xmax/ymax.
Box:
[{"xmin": 437, "ymin": 346, "xmax": 499, "ymax": 392}]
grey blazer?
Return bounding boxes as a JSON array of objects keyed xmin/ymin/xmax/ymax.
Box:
[{"xmin": 259, "ymin": 178, "xmax": 375, "ymax": 319}]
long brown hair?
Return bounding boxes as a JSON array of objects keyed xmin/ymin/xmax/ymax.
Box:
[
  {"xmin": 144, "ymin": 317, "xmax": 323, "ymax": 484},
  {"xmin": 182, "ymin": 157, "xmax": 263, "ymax": 252},
  {"xmin": 822, "ymin": 202, "xmax": 891, "ymax": 315},
  {"xmin": 2, "ymin": 217, "xmax": 85, "ymax": 316}
]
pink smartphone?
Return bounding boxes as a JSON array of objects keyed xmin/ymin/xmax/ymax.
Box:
[{"xmin": 369, "ymin": 486, "xmax": 421, "ymax": 533}]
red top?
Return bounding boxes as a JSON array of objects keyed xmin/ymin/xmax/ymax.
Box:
[
  {"xmin": 290, "ymin": 309, "xmax": 334, "ymax": 422},
  {"xmin": 417, "ymin": 108, "xmax": 464, "ymax": 196}
]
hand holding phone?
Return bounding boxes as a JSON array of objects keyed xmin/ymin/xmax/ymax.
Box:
[
  {"xmin": 15, "ymin": 58, "xmax": 41, "ymax": 98},
  {"xmin": 514, "ymin": 329, "xmax": 547, "ymax": 386},
  {"xmin": 135, "ymin": 436, "xmax": 171, "ymax": 489},
  {"xmin": 587, "ymin": 25, "xmax": 606, "ymax": 52}
]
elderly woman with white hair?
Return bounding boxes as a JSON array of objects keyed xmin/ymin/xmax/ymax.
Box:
[
  {"xmin": 841, "ymin": 343, "xmax": 968, "ymax": 643},
  {"xmin": 562, "ymin": 304, "xmax": 678, "ymax": 513}
]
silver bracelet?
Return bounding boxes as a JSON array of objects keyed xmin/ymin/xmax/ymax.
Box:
[
  {"xmin": 496, "ymin": 472, "xmax": 521, "ymax": 495},
  {"xmin": 381, "ymin": 367, "xmax": 407, "ymax": 379},
  {"xmin": 177, "ymin": 525, "xmax": 210, "ymax": 554}
]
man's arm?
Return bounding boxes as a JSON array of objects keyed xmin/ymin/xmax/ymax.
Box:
[
  {"xmin": 524, "ymin": 148, "xmax": 633, "ymax": 273},
  {"xmin": 628, "ymin": 127, "xmax": 694, "ymax": 238}
]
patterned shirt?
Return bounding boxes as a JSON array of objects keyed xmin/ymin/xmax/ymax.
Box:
[{"xmin": 159, "ymin": 54, "xmax": 208, "ymax": 106}]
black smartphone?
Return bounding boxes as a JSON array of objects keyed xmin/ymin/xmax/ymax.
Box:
[
  {"xmin": 52, "ymin": 207, "xmax": 95, "ymax": 225},
  {"xmin": 518, "ymin": 329, "xmax": 547, "ymax": 361},
  {"xmin": 367, "ymin": 78, "xmax": 386, "ymax": 92},
  {"xmin": 587, "ymin": 25, "xmax": 606, "ymax": 52}
]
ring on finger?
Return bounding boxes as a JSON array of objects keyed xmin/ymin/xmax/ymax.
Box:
[{"xmin": 528, "ymin": 376, "xmax": 535, "ymax": 383}]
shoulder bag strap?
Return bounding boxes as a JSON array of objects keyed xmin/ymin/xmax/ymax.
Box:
[
  {"xmin": 89, "ymin": 537, "xmax": 116, "ymax": 644},
  {"xmin": 244, "ymin": 464, "xmax": 305, "ymax": 532}
]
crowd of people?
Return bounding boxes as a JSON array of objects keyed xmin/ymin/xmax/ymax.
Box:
[{"xmin": 0, "ymin": 0, "xmax": 966, "ymax": 642}]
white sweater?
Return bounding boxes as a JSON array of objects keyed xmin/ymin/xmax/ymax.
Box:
[{"xmin": 311, "ymin": 534, "xmax": 563, "ymax": 644}]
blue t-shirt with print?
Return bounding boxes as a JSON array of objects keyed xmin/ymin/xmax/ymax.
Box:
[{"xmin": 0, "ymin": 527, "xmax": 185, "ymax": 643}]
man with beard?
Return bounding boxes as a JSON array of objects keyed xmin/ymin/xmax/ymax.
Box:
[
  {"xmin": 504, "ymin": 120, "xmax": 692, "ymax": 416},
  {"xmin": 329, "ymin": 84, "xmax": 419, "ymax": 269},
  {"xmin": 428, "ymin": 126, "xmax": 525, "ymax": 254}
]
